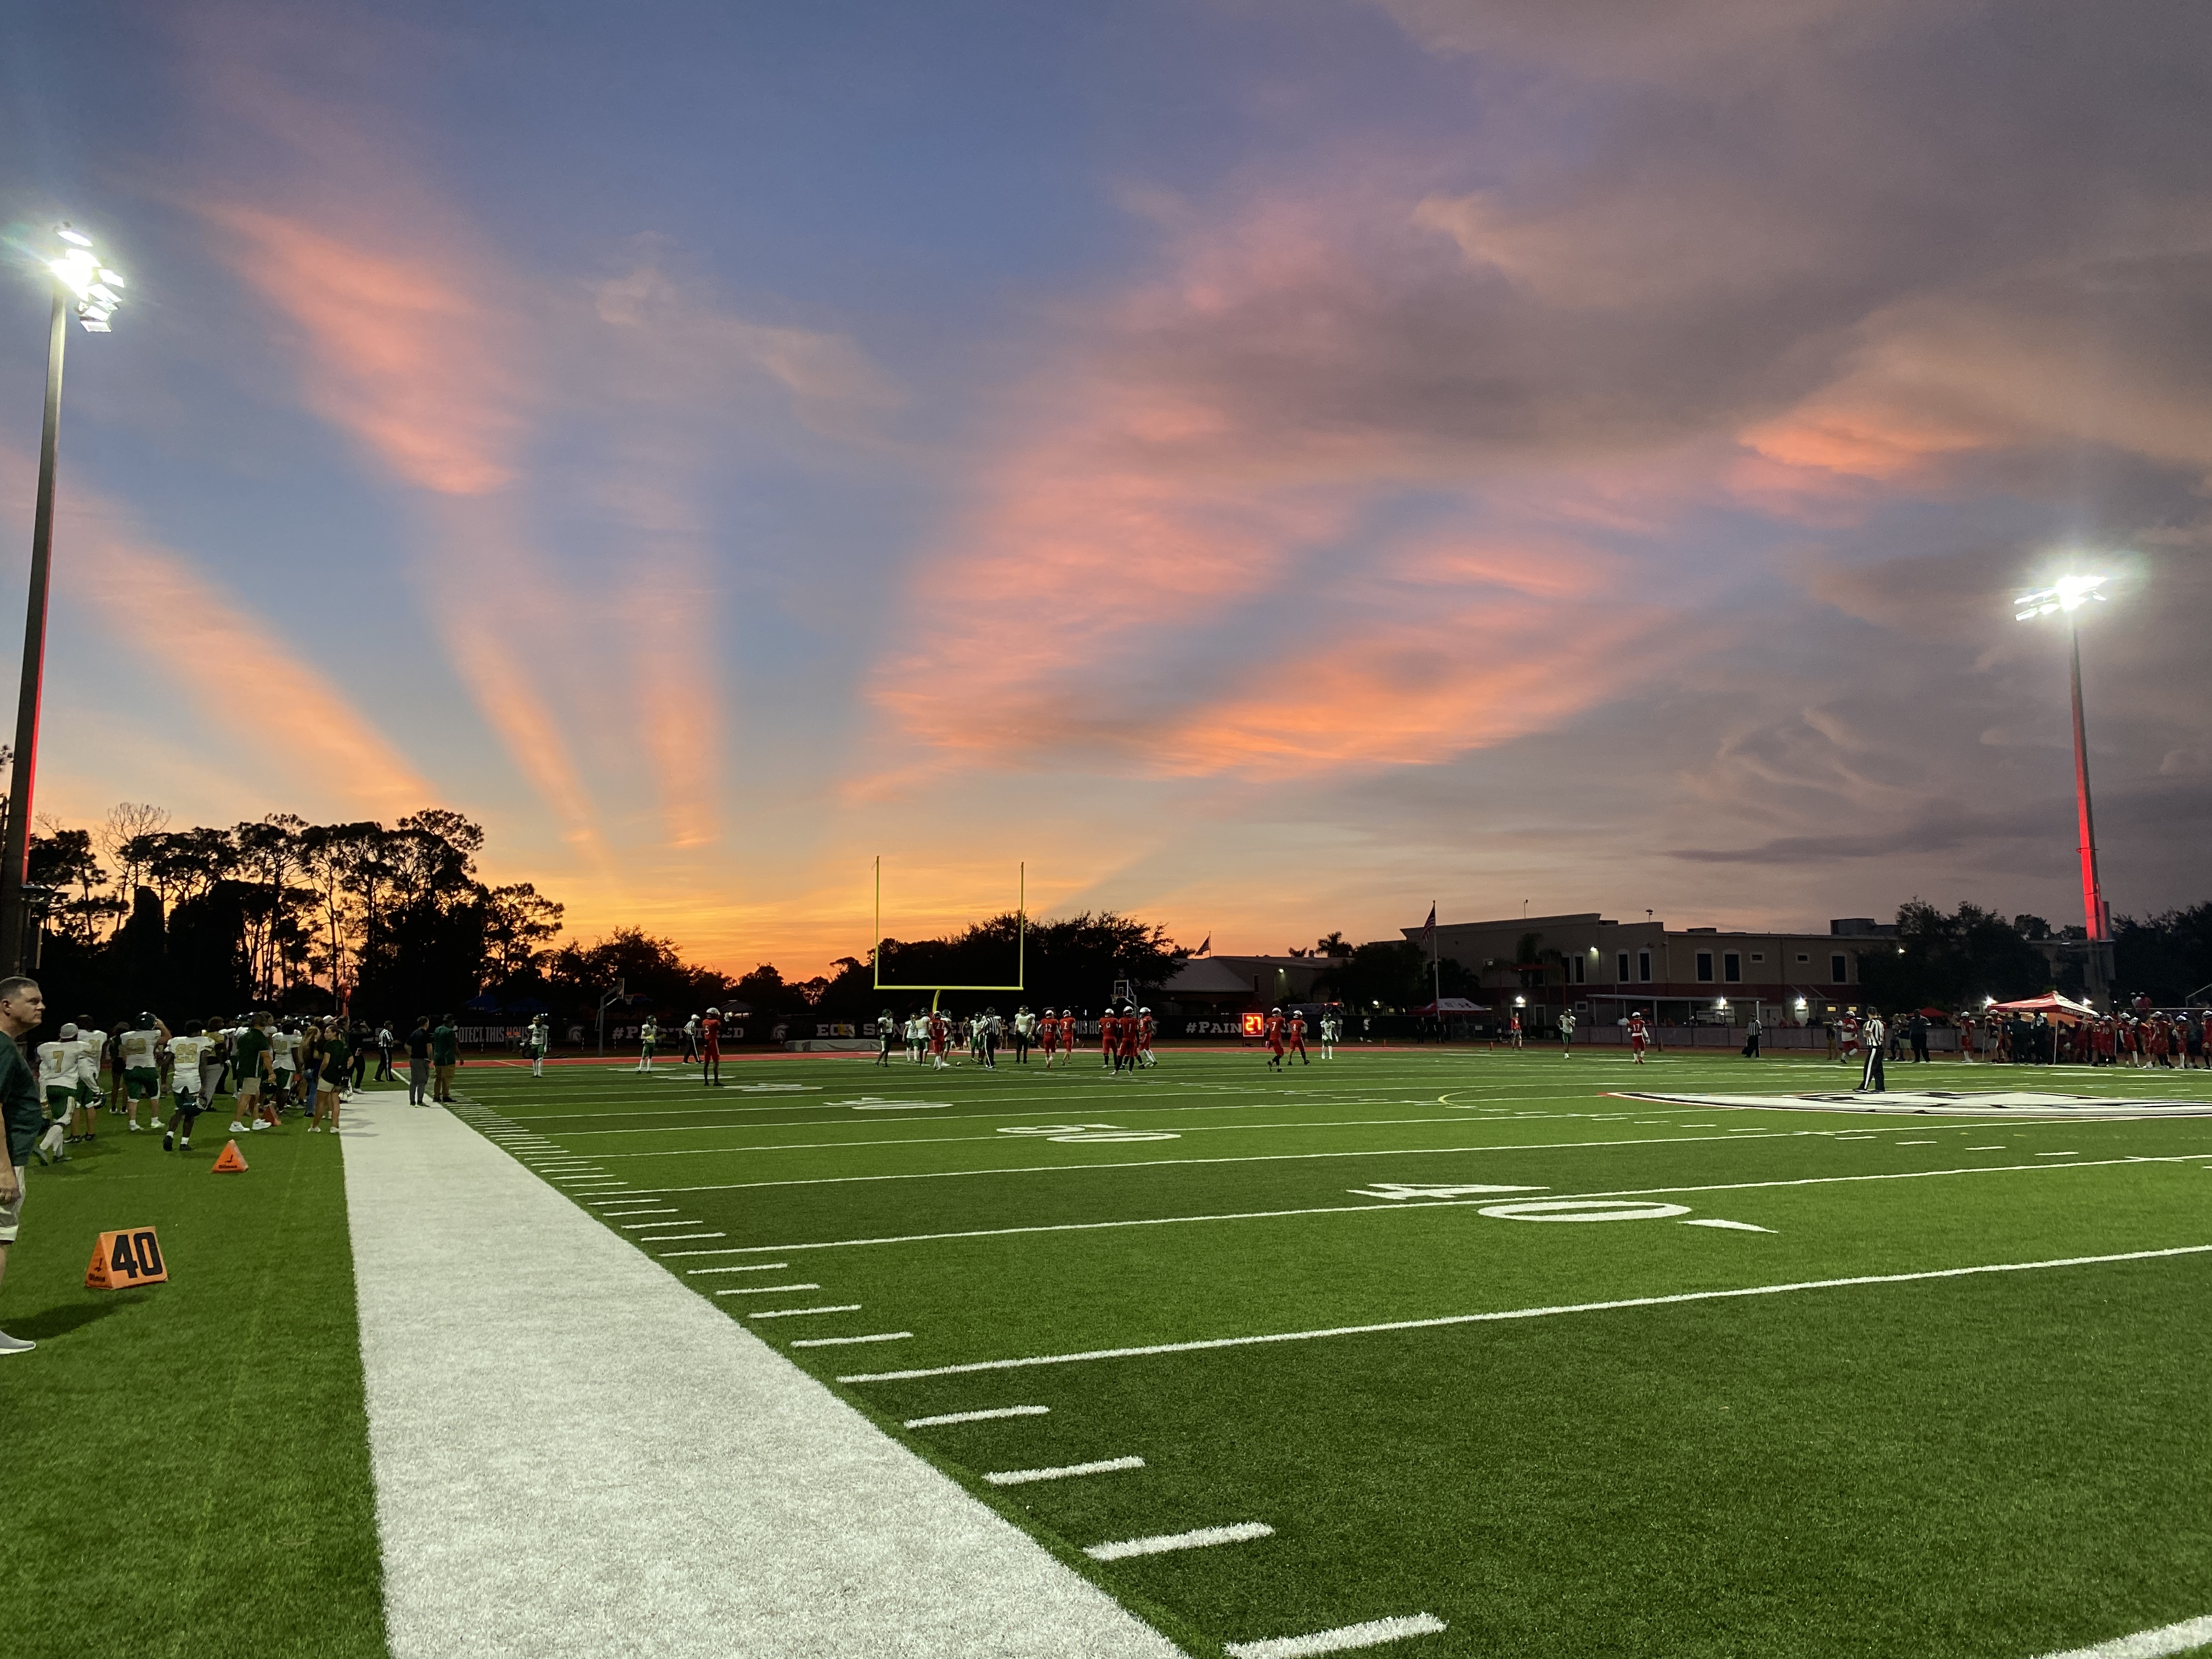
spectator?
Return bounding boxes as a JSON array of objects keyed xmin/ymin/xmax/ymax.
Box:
[
  {"xmin": 430, "ymin": 1015, "xmax": 460, "ymax": 1104},
  {"xmin": 405, "ymin": 1017, "xmax": 433, "ymax": 1105},
  {"xmin": 0, "ymin": 975, "xmax": 48, "ymax": 1356},
  {"xmin": 1741, "ymin": 1014, "xmax": 1762, "ymax": 1059},
  {"xmin": 1908, "ymin": 1012, "xmax": 1931, "ymax": 1064}
]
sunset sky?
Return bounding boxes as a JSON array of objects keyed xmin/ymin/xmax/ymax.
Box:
[{"xmin": 5, "ymin": 0, "xmax": 2211, "ymax": 976}]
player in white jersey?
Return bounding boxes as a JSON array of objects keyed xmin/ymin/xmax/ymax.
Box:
[
  {"xmin": 269, "ymin": 1022, "xmax": 302, "ymax": 1111},
  {"xmin": 117, "ymin": 1017, "xmax": 171, "ymax": 1131},
  {"xmin": 33, "ymin": 1024, "xmax": 80, "ymax": 1164},
  {"xmin": 1319, "ymin": 1013, "xmax": 1339, "ymax": 1058},
  {"xmin": 637, "ymin": 1017, "xmax": 659, "ymax": 1073},
  {"xmin": 71, "ymin": 1023, "xmax": 104, "ymax": 1142},
  {"xmin": 162, "ymin": 1023, "xmax": 215, "ymax": 1152},
  {"xmin": 1558, "ymin": 1009, "xmax": 1576, "ymax": 1058},
  {"xmin": 524, "ymin": 1014, "xmax": 550, "ymax": 1077}
]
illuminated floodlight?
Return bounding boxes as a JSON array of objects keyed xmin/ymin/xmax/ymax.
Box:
[
  {"xmin": 2014, "ymin": 572, "xmax": 2107, "ymax": 622},
  {"xmin": 55, "ymin": 227, "xmax": 92, "ymax": 247},
  {"xmin": 46, "ymin": 228, "xmax": 125, "ymax": 332}
]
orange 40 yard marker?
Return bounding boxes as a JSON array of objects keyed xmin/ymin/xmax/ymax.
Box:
[{"xmin": 86, "ymin": 1227, "xmax": 168, "ymax": 1289}]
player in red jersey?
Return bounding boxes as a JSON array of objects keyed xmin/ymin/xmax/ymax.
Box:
[
  {"xmin": 1100, "ymin": 1009, "xmax": 1118, "ymax": 1069},
  {"xmin": 1264, "ymin": 1007, "xmax": 1286, "ymax": 1070},
  {"xmin": 701, "ymin": 1007, "xmax": 724, "ymax": 1087},
  {"xmin": 1039, "ymin": 1008, "xmax": 1062, "ymax": 1068},
  {"xmin": 1287, "ymin": 1011, "xmax": 1308, "ymax": 1065},
  {"xmin": 1838, "ymin": 1012, "xmax": 1861, "ymax": 1066},
  {"xmin": 927, "ymin": 1010, "xmax": 950, "ymax": 1070},
  {"xmin": 1137, "ymin": 1007, "xmax": 1157, "ymax": 1069},
  {"xmin": 1114, "ymin": 1010, "xmax": 1140, "ymax": 1073},
  {"xmin": 1627, "ymin": 1011, "xmax": 1649, "ymax": 1064}
]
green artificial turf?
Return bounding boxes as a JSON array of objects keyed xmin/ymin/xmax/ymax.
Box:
[
  {"xmin": 0, "ymin": 1103, "xmax": 387, "ymax": 1659},
  {"xmin": 453, "ymin": 1047, "xmax": 2212, "ymax": 1658}
]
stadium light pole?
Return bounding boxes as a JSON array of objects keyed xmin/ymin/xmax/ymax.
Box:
[
  {"xmin": 2013, "ymin": 572, "xmax": 2113, "ymax": 1009},
  {"xmin": 0, "ymin": 224, "xmax": 125, "ymax": 973}
]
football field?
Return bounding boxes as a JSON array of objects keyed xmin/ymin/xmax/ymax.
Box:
[{"xmin": 447, "ymin": 1045, "xmax": 2212, "ymax": 1659}]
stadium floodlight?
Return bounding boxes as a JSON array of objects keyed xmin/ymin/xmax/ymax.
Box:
[
  {"xmin": 2012, "ymin": 568, "xmax": 2116, "ymax": 1008},
  {"xmin": 1, "ymin": 222, "xmax": 127, "ymax": 969}
]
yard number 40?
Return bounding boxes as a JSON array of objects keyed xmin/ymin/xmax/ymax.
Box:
[{"xmin": 86, "ymin": 1228, "xmax": 168, "ymax": 1289}]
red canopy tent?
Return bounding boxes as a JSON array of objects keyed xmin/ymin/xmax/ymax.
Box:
[{"xmin": 1985, "ymin": 992, "xmax": 2099, "ymax": 1025}]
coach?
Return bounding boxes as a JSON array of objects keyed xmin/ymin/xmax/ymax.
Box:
[{"xmin": 0, "ymin": 975, "xmax": 48, "ymax": 1356}]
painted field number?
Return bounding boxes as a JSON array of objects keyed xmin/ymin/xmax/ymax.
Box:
[{"xmin": 86, "ymin": 1227, "xmax": 168, "ymax": 1289}]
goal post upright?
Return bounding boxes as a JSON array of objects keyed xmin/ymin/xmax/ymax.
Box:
[{"xmin": 872, "ymin": 856, "xmax": 1026, "ymax": 1009}]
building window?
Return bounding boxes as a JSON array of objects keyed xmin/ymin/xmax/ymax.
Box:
[
  {"xmin": 1830, "ymin": 954, "xmax": 1848, "ymax": 983},
  {"xmin": 1618, "ymin": 952, "xmax": 1630, "ymax": 983},
  {"xmin": 1638, "ymin": 950, "xmax": 1652, "ymax": 983},
  {"xmin": 1696, "ymin": 952, "xmax": 1714, "ymax": 982},
  {"xmin": 1724, "ymin": 952, "xmax": 1741, "ymax": 983},
  {"xmin": 1796, "ymin": 953, "xmax": 1810, "ymax": 964},
  {"xmin": 1750, "ymin": 953, "xmax": 1764, "ymax": 963}
]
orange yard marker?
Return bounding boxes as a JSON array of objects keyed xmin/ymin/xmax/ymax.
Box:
[
  {"xmin": 86, "ymin": 1227, "xmax": 168, "ymax": 1289},
  {"xmin": 211, "ymin": 1140, "xmax": 249, "ymax": 1173}
]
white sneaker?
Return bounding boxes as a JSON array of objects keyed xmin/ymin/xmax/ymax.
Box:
[
  {"xmin": 128, "ymin": 1121, "xmax": 142, "ymax": 1133},
  {"xmin": 250, "ymin": 1120, "xmax": 273, "ymax": 1131},
  {"xmin": 228, "ymin": 1121, "xmax": 249, "ymax": 1133}
]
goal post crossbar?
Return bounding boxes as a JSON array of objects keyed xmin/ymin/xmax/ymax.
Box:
[{"xmin": 872, "ymin": 857, "xmax": 1025, "ymax": 995}]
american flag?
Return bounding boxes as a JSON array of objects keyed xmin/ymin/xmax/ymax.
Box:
[{"xmin": 1420, "ymin": 904, "xmax": 1435, "ymax": 951}]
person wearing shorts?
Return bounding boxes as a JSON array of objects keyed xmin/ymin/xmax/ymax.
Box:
[
  {"xmin": 431, "ymin": 1015, "xmax": 459, "ymax": 1103},
  {"xmin": 229, "ymin": 1016, "xmax": 272, "ymax": 1132},
  {"xmin": 312, "ymin": 1024, "xmax": 349, "ymax": 1132},
  {"xmin": 0, "ymin": 974, "xmax": 52, "ymax": 1355},
  {"xmin": 117, "ymin": 1016, "xmax": 170, "ymax": 1132}
]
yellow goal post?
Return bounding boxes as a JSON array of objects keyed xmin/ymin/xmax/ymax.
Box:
[{"xmin": 871, "ymin": 857, "xmax": 1025, "ymax": 1009}]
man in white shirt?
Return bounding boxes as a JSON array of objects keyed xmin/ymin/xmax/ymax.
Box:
[
  {"xmin": 117, "ymin": 1015, "xmax": 171, "ymax": 1132},
  {"xmin": 33, "ymin": 1023, "xmax": 78, "ymax": 1164},
  {"xmin": 637, "ymin": 1017, "xmax": 659, "ymax": 1073},
  {"xmin": 269, "ymin": 1022, "xmax": 301, "ymax": 1113},
  {"xmin": 71, "ymin": 1022, "xmax": 103, "ymax": 1143},
  {"xmin": 163, "ymin": 1023, "xmax": 214, "ymax": 1152},
  {"xmin": 1558, "ymin": 1009, "xmax": 1576, "ymax": 1058},
  {"xmin": 1320, "ymin": 1013, "xmax": 1340, "ymax": 1058}
]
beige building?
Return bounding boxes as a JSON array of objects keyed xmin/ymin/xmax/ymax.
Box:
[{"xmin": 1396, "ymin": 911, "xmax": 1898, "ymax": 1026}]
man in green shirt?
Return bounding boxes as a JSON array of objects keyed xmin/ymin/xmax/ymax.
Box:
[
  {"xmin": 228, "ymin": 1015, "xmax": 274, "ymax": 1134},
  {"xmin": 0, "ymin": 974, "xmax": 50, "ymax": 1356},
  {"xmin": 431, "ymin": 1016, "xmax": 459, "ymax": 1104}
]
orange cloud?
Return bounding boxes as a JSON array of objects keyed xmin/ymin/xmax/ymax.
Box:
[
  {"xmin": 32, "ymin": 467, "xmax": 435, "ymax": 818},
  {"xmin": 200, "ymin": 202, "xmax": 525, "ymax": 495}
]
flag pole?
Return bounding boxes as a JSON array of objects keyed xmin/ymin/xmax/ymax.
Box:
[{"xmin": 1431, "ymin": 899, "xmax": 1441, "ymax": 1029}]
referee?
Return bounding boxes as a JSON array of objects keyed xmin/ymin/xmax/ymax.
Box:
[{"xmin": 1859, "ymin": 1010, "xmax": 1888, "ymax": 1093}]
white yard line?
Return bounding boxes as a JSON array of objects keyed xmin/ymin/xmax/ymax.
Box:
[
  {"xmin": 665, "ymin": 1153, "xmax": 2209, "ymax": 1260},
  {"xmin": 750, "ymin": 1306, "xmax": 864, "ymax": 1319},
  {"xmin": 907, "ymin": 1406, "xmax": 1051, "ymax": 1427},
  {"xmin": 1086, "ymin": 1522, "xmax": 1274, "ymax": 1561},
  {"xmin": 1225, "ymin": 1613, "xmax": 1448, "ymax": 1658},
  {"xmin": 2034, "ymin": 1615, "xmax": 2212, "ymax": 1658},
  {"xmin": 838, "ymin": 1244, "xmax": 2212, "ymax": 1384},
  {"xmin": 984, "ymin": 1456, "xmax": 1145, "ymax": 1486},
  {"xmin": 342, "ymin": 1096, "xmax": 1183, "ymax": 1659}
]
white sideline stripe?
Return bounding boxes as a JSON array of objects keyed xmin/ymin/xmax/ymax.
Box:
[
  {"xmin": 340, "ymin": 1096, "xmax": 1183, "ymax": 1659},
  {"xmin": 2035, "ymin": 1614, "xmax": 2212, "ymax": 1658},
  {"xmin": 838, "ymin": 1244, "xmax": 2212, "ymax": 1382},
  {"xmin": 1225, "ymin": 1612, "xmax": 1448, "ymax": 1658},
  {"xmin": 1086, "ymin": 1522, "xmax": 1273, "ymax": 1561},
  {"xmin": 729, "ymin": 1153, "xmax": 2206, "ymax": 1257},
  {"xmin": 644, "ymin": 1232, "xmax": 724, "ymax": 1242},
  {"xmin": 751, "ymin": 1305, "xmax": 863, "ymax": 1319},
  {"xmin": 714, "ymin": 1284, "xmax": 821, "ymax": 1296},
  {"xmin": 792, "ymin": 1331, "xmax": 914, "ymax": 1348},
  {"xmin": 906, "ymin": 1406, "xmax": 1051, "ymax": 1427},
  {"xmin": 984, "ymin": 1455, "xmax": 1144, "ymax": 1486}
]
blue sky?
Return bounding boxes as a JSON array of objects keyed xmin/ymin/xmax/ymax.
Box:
[{"xmin": 5, "ymin": 0, "xmax": 2210, "ymax": 973}]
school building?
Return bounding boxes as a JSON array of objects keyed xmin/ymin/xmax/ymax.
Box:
[{"xmin": 1398, "ymin": 911, "xmax": 1900, "ymax": 1028}]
